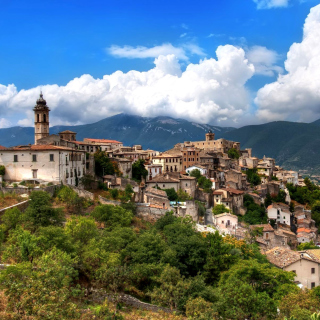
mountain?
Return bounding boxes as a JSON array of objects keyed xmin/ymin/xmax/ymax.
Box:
[
  {"xmin": 0, "ymin": 113, "xmax": 235, "ymax": 151},
  {"xmin": 222, "ymin": 121, "xmax": 320, "ymax": 174}
]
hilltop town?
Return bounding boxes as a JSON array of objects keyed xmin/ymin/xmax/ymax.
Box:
[{"xmin": 1, "ymin": 94, "xmax": 320, "ymax": 319}]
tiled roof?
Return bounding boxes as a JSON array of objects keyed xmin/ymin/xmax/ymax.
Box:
[
  {"xmin": 0, "ymin": 145, "xmax": 6, "ymax": 150},
  {"xmin": 148, "ymin": 175, "xmax": 179, "ymax": 183},
  {"xmin": 59, "ymin": 130, "xmax": 76, "ymax": 134},
  {"xmin": 266, "ymin": 247, "xmax": 302, "ymax": 268},
  {"xmin": 145, "ymin": 187, "xmax": 168, "ymax": 198},
  {"xmin": 250, "ymin": 224, "xmax": 274, "ymax": 232},
  {"xmin": 214, "ymin": 212, "xmax": 238, "ymax": 219},
  {"xmin": 84, "ymin": 138, "xmax": 122, "ymax": 144},
  {"xmin": 297, "ymin": 228, "xmax": 311, "ymax": 233},
  {"xmin": 305, "ymin": 250, "xmax": 320, "ymax": 260},
  {"xmin": 3, "ymin": 145, "xmax": 84, "ymax": 152},
  {"xmin": 221, "ymin": 188, "xmax": 244, "ymax": 195},
  {"xmin": 213, "ymin": 191, "xmax": 223, "ymax": 195}
]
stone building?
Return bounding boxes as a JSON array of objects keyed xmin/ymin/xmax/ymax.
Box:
[
  {"xmin": 181, "ymin": 147, "xmax": 201, "ymax": 171},
  {"xmin": 266, "ymin": 247, "xmax": 320, "ymax": 289},
  {"xmin": 0, "ymin": 145, "xmax": 86, "ymax": 185},
  {"xmin": 146, "ymin": 172, "xmax": 197, "ymax": 198},
  {"xmin": 152, "ymin": 154, "xmax": 182, "ymax": 173},
  {"xmin": 34, "ymin": 92, "xmax": 50, "ymax": 145},
  {"xmin": 213, "ymin": 188, "xmax": 246, "ymax": 215}
]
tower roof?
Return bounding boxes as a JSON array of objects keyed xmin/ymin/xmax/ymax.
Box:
[{"xmin": 33, "ymin": 92, "xmax": 50, "ymax": 111}]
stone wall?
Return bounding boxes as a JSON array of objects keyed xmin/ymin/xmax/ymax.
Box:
[
  {"xmin": 0, "ymin": 185, "xmax": 57, "ymax": 196},
  {"xmin": 90, "ymin": 291, "xmax": 173, "ymax": 313},
  {"xmin": 0, "ymin": 200, "xmax": 30, "ymax": 215},
  {"xmin": 194, "ymin": 189, "xmax": 213, "ymax": 208},
  {"xmin": 66, "ymin": 184, "xmax": 94, "ymax": 200},
  {"xmin": 98, "ymin": 195, "xmax": 121, "ymax": 206},
  {"xmin": 136, "ymin": 204, "xmax": 169, "ymax": 222}
]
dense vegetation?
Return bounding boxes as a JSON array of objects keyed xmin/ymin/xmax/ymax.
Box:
[
  {"xmin": 189, "ymin": 169, "xmax": 212, "ymax": 193},
  {"xmin": 0, "ymin": 187, "xmax": 319, "ymax": 319},
  {"xmin": 240, "ymin": 194, "xmax": 268, "ymax": 225},
  {"xmin": 287, "ymin": 178, "xmax": 320, "ymax": 226},
  {"xmin": 94, "ymin": 150, "xmax": 122, "ymax": 177}
]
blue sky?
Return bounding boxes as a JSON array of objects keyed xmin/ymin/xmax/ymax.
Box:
[{"xmin": 1, "ymin": 0, "xmax": 320, "ymax": 128}]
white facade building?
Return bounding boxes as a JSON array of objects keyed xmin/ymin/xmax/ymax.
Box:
[
  {"xmin": 186, "ymin": 165, "xmax": 208, "ymax": 177},
  {"xmin": 267, "ymin": 203, "xmax": 291, "ymax": 226},
  {"xmin": 0, "ymin": 145, "xmax": 86, "ymax": 186}
]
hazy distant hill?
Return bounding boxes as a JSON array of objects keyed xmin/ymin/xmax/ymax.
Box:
[
  {"xmin": 0, "ymin": 113, "xmax": 235, "ymax": 151},
  {"xmin": 223, "ymin": 121, "xmax": 320, "ymax": 173},
  {"xmin": 2, "ymin": 114, "xmax": 320, "ymax": 174}
]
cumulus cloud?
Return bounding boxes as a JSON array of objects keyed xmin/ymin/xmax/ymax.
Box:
[
  {"xmin": 246, "ymin": 46, "xmax": 283, "ymax": 76},
  {"xmin": 107, "ymin": 43, "xmax": 205, "ymax": 61},
  {"xmin": 255, "ymin": 4, "xmax": 320, "ymax": 122},
  {"xmin": 253, "ymin": 0, "xmax": 290, "ymax": 9},
  {"xmin": 0, "ymin": 45, "xmax": 255, "ymax": 127},
  {"xmin": 0, "ymin": 118, "xmax": 11, "ymax": 128}
]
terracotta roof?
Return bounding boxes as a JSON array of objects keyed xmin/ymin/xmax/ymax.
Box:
[
  {"xmin": 179, "ymin": 175, "xmax": 196, "ymax": 180},
  {"xmin": 221, "ymin": 188, "xmax": 244, "ymax": 195},
  {"xmin": 0, "ymin": 145, "xmax": 6, "ymax": 150},
  {"xmin": 250, "ymin": 224, "xmax": 274, "ymax": 232},
  {"xmin": 59, "ymin": 130, "xmax": 76, "ymax": 134},
  {"xmin": 305, "ymin": 250, "xmax": 320, "ymax": 260},
  {"xmin": 153, "ymin": 154, "xmax": 182, "ymax": 158},
  {"xmin": 145, "ymin": 187, "xmax": 168, "ymax": 198},
  {"xmin": 84, "ymin": 138, "xmax": 122, "ymax": 144},
  {"xmin": 213, "ymin": 191, "xmax": 223, "ymax": 195},
  {"xmin": 148, "ymin": 175, "xmax": 179, "ymax": 183},
  {"xmin": 266, "ymin": 247, "xmax": 302, "ymax": 268},
  {"xmin": 297, "ymin": 228, "xmax": 311, "ymax": 233},
  {"xmin": 3, "ymin": 144, "xmax": 85, "ymax": 152}
]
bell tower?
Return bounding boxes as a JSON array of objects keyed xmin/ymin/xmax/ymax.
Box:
[
  {"xmin": 33, "ymin": 92, "xmax": 50, "ymax": 145},
  {"xmin": 205, "ymin": 129, "xmax": 215, "ymax": 141}
]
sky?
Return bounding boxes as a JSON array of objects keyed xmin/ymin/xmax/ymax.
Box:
[{"xmin": 0, "ymin": 0, "xmax": 320, "ymax": 128}]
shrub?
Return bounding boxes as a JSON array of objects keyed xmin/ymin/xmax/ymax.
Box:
[{"xmin": 0, "ymin": 165, "xmax": 5, "ymax": 176}]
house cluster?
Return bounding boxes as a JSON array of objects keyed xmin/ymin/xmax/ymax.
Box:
[{"xmin": 1, "ymin": 93, "xmax": 319, "ymax": 289}]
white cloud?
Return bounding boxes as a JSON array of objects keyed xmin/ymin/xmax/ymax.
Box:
[
  {"xmin": 0, "ymin": 45, "xmax": 255, "ymax": 127},
  {"xmin": 253, "ymin": 0, "xmax": 290, "ymax": 9},
  {"xmin": 107, "ymin": 43, "xmax": 205, "ymax": 61},
  {"xmin": 180, "ymin": 33, "xmax": 187, "ymax": 38},
  {"xmin": 246, "ymin": 46, "xmax": 283, "ymax": 76},
  {"xmin": 255, "ymin": 4, "xmax": 320, "ymax": 122},
  {"xmin": 0, "ymin": 118, "xmax": 11, "ymax": 128},
  {"xmin": 107, "ymin": 43, "xmax": 189, "ymax": 61}
]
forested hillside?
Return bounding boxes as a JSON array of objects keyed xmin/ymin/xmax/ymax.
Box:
[{"xmin": 0, "ymin": 187, "xmax": 319, "ymax": 319}]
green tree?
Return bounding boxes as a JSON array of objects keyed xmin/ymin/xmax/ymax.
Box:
[
  {"xmin": 190, "ymin": 169, "xmax": 202, "ymax": 180},
  {"xmin": 23, "ymin": 191, "xmax": 64, "ymax": 230},
  {"xmin": 0, "ymin": 248, "xmax": 81, "ymax": 320},
  {"xmin": 212, "ymin": 204, "xmax": 229, "ymax": 215},
  {"xmin": 1, "ymin": 207, "xmax": 22, "ymax": 232},
  {"xmin": 150, "ymin": 265, "xmax": 190, "ymax": 310},
  {"xmin": 177, "ymin": 188, "xmax": 192, "ymax": 201},
  {"xmin": 164, "ymin": 188, "xmax": 178, "ymax": 201},
  {"xmin": 132, "ymin": 159, "xmax": 148, "ymax": 182},
  {"xmin": 227, "ymin": 148, "xmax": 240, "ymax": 160},
  {"xmin": 94, "ymin": 150, "xmax": 117, "ymax": 177},
  {"xmin": 65, "ymin": 216, "xmax": 99, "ymax": 246},
  {"xmin": 215, "ymin": 259, "xmax": 296, "ymax": 320},
  {"xmin": 246, "ymin": 168, "xmax": 261, "ymax": 186},
  {"xmin": 91, "ymin": 204, "xmax": 133, "ymax": 229},
  {"xmin": 0, "ymin": 165, "xmax": 5, "ymax": 176},
  {"xmin": 265, "ymin": 192, "xmax": 273, "ymax": 208},
  {"xmin": 297, "ymin": 241, "xmax": 319, "ymax": 251}
]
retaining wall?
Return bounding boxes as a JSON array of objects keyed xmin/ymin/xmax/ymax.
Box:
[
  {"xmin": 0, "ymin": 185, "xmax": 57, "ymax": 196},
  {"xmin": 0, "ymin": 200, "xmax": 30, "ymax": 215},
  {"xmin": 91, "ymin": 291, "xmax": 173, "ymax": 313},
  {"xmin": 66, "ymin": 184, "xmax": 94, "ymax": 200},
  {"xmin": 98, "ymin": 195, "xmax": 121, "ymax": 206}
]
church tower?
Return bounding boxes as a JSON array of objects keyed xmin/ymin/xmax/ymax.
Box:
[
  {"xmin": 205, "ymin": 129, "xmax": 215, "ymax": 142},
  {"xmin": 33, "ymin": 92, "xmax": 50, "ymax": 145}
]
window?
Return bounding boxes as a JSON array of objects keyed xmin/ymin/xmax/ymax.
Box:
[
  {"xmin": 43, "ymin": 114, "xmax": 47, "ymax": 123},
  {"xmin": 32, "ymin": 169, "xmax": 38, "ymax": 179},
  {"xmin": 50, "ymin": 154, "xmax": 54, "ymax": 161},
  {"xmin": 292, "ymin": 270, "xmax": 296, "ymax": 275},
  {"xmin": 312, "ymin": 268, "xmax": 315, "ymax": 274},
  {"xmin": 14, "ymin": 155, "xmax": 18, "ymax": 162},
  {"xmin": 163, "ymin": 184, "xmax": 165, "ymax": 188},
  {"xmin": 32, "ymin": 154, "xmax": 37, "ymax": 162},
  {"xmin": 311, "ymin": 282, "xmax": 316, "ymax": 289}
]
